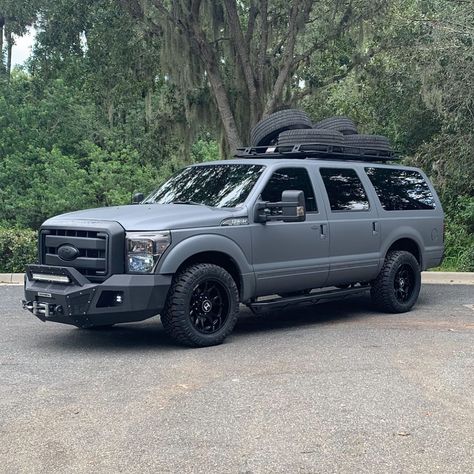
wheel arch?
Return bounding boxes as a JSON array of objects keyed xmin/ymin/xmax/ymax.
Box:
[
  {"xmin": 385, "ymin": 237, "xmax": 422, "ymax": 267},
  {"xmin": 157, "ymin": 234, "xmax": 255, "ymax": 301}
]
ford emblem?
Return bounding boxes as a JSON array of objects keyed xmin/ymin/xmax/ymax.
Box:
[{"xmin": 58, "ymin": 244, "xmax": 80, "ymax": 261}]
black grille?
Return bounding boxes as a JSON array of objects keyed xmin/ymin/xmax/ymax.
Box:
[{"xmin": 41, "ymin": 228, "xmax": 109, "ymax": 281}]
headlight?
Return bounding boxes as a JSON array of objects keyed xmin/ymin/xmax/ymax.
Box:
[{"xmin": 126, "ymin": 231, "xmax": 171, "ymax": 273}]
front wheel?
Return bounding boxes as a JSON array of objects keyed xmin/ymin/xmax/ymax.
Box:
[
  {"xmin": 161, "ymin": 264, "xmax": 240, "ymax": 347},
  {"xmin": 371, "ymin": 251, "xmax": 421, "ymax": 313}
]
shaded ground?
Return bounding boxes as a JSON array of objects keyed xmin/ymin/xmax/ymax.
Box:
[{"xmin": 0, "ymin": 284, "xmax": 473, "ymax": 473}]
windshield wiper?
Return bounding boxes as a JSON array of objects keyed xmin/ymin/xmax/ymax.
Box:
[{"xmin": 170, "ymin": 201, "xmax": 203, "ymax": 206}]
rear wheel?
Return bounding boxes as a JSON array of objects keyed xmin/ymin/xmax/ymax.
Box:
[
  {"xmin": 161, "ymin": 264, "xmax": 239, "ymax": 347},
  {"xmin": 371, "ymin": 251, "xmax": 421, "ymax": 313}
]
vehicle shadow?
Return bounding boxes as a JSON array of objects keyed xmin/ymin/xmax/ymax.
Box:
[
  {"xmin": 35, "ymin": 294, "xmax": 377, "ymax": 352},
  {"xmin": 234, "ymin": 293, "xmax": 377, "ymax": 335}
]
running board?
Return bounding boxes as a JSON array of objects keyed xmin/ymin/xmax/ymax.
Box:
[{"xmin": 248, "ymin": 285, "xmax": 370, "ymax": 314}]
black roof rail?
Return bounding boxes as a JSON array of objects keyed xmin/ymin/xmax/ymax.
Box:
[{"xmin": 235, "ymin": 143, "xmax": 400, "ymax": 162}]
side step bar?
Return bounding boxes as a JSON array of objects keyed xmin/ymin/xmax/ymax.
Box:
[{"xmin": 248, "ymin": 285, "xmax": 370, "ymax": 314}]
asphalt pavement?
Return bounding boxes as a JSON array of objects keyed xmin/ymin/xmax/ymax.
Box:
[{"xmin": 0, "ymin": 284, "xmax": 473, "ymax": 473}]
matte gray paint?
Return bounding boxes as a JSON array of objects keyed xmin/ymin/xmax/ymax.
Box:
[
  {"xmin": 45, "ymin": 203, "xmax": 239, "ymax": 231},
  {"xmin": 36, "ymin": 158, "xmax": 445, "ymax": 305}
]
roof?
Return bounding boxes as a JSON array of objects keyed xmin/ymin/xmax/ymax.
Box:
[{"xmin": 192, "ymin": 158, "xmax": 420, "ymax": 172}]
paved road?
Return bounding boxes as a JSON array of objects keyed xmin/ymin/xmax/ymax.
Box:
[{"xmin": 0, "ymin": 284, "xmax": 473, "ymax": 474}]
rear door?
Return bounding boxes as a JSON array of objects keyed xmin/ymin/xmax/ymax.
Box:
[
  {"xmin": 250, "ymin": 166, "xmax": 330, "ymax": 296},
  {"xmin": 316, "ymin": 166, "xmax": 381, "ymax": 285}
]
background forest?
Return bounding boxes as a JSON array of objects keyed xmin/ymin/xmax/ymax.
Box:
[{"xmin": 0, "ymin": 0, "xmax": 473, "ymax": 272}]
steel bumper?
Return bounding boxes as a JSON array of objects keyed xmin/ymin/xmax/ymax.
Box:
[{"xmin": 23, "ymin": 265, "xmax": 172, "ymax": 328}]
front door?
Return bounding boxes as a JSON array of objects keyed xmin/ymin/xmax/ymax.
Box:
[{"xmin": 250, "ymin": 167, "xmax": 330, "ymax": 296}]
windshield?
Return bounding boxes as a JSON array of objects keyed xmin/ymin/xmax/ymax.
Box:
[{"xmin": 144, "ymin": 164, "xmax": 265, "ymax": 208}]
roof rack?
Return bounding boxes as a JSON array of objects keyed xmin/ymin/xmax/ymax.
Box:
[{"xmin": 235, "ymin": 143, "xmax": 400, "ymax": 162}]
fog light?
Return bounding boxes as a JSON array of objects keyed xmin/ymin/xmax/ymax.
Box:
[
  {"xmin": 31, "ymin": 273, "xmax": 70, "ymax": 284},
  {"xmin": 97, "ymin": 291, "xmax": 124, "ymax": 308}
]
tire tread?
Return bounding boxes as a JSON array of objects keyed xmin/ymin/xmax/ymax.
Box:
[
  {"xmin": 371, "ymin": 251, "xmax": 420, "ymax": 313},
  {"xmin": 161, "ymin": 263, "xmax": 239, "ymax": 347}
]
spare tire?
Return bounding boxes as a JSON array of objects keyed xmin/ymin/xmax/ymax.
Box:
[
  {"xmin": 344, "ymin": 134, "xmax": 392, "ymax": 155},
  {"xmin": 314, "ymin": 116, "xmax": 358, "ymax": 135},
  {"xmin": 251, "ymin": 109, "xmax": 312, "ymax": 147},
  {"xmin": 278, "ymin": 129, "xmax": 344, "ymax": 152}
]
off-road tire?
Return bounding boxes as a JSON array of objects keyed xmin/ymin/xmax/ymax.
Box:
[
  {"xmin": 314, "ymin": 116, "xmax": 358, "ymax": 135},
  {"xmin": 344, "ymin": 134, "xmax": 392, "ymax": 155},
  {"xmin": 250, "ymin": 109, "xmax": 312, "ymax": 147},
  {"xmin": 161, "ymin": 264, "xmax": 239, "ymax": 347},
  {"xmin": 277, "ymin": 128, "xmax": 344, "ymax": 152},
  {"xmin": 371, "ymin": 251, "xmax": 421, "ymax": 313}
]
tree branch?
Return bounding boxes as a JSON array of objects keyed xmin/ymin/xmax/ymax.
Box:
[
  {"xmin": 223, "ymin": 0, "xmax": 258, "ymax": 123},
  {"xmin": 257, "ymin": 0, "xmax": 268, "ymax": 91},
  {"xmin": 292, "ymin": 2, "xmax": 353, "ymax": 67},
  {"xmin": 245, "ymin": 0, "xmax": 258, "ymax": 53},
  {"xmin": 264, "ymin": 0, "xmax": 314, "ymax": 114}
]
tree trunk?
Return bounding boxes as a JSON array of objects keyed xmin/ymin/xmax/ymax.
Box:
[
  {"xmin": 0, "ymin": 16, "xmax": 4, "ymax": 73},
  {"xmin": 222, "ymin": 0, "xmax": 258, "ymax": 127},
  {"xmin": 188, "ymin": 20, "xmax": 242, "ymax": 153},
  {"xmin": 145, "ymin": 87, "xmax": 152, "ymax": 132},
  {"xmin": 6, "ymin": 28, "xmax": 12, "ymax": 79},
  {"xmin": 107, "ymin": 101, "xmax": 114, "ymax": 128},
  {"xmin": 264, "ymin": 2, "xmax": 304, "ymax": 115},
  {"xmin": 206, "ymin": 61, "xmax": 242, "ymax": 154}
]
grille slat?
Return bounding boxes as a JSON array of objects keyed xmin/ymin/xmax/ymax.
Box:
[
  {"xmin": 44, "ymin": 255, "xmax": 106, "ymax": 270},
  {"xmin": 45, "ymin": 235, "xmax": 106, "ymax": 251},
  {"xmin": 41, "ymin": 228, "xmax": 109, "ymax": 281}
]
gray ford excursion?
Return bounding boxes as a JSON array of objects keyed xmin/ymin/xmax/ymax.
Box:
[{"xmin": 23, "ymin": 112, "xmax": 444, "ymax": 347}]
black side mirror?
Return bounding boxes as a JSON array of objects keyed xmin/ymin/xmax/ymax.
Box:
[
  {"xmin": 255, "ymin": 190, "xmax": 306, "ymax": 223},
  {"xmin": 132, "ymin": 192, "xmax": 144, "ymax": 205}
]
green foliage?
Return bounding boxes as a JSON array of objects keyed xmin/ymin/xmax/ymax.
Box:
[
  {"xmin": 191, "ymin": 137, "xmax": 220, "ymax": 163},
  {"xmin": 0, "ymin": 228, "xmax": 37, "ymax": 272},
  {"xmin": 0, "ymin": 0, "xmax": 472, "ymax": 271},
  {"xmin": 0, "ymin": 72, "xmax": 167, "ymax": 229},
  {"xmin": 440, "ymin": 197, "xmax": 474, "ymax": 272}
]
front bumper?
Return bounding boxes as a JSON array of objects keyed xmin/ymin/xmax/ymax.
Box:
[{"xmin": 23, "ymin": 265, "xmax": 172, "ymax": 328}]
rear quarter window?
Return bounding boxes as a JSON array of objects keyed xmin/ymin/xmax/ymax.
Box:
[{"xmin": 365, "ymin": 167, "xmax": 436, "ymax": 211}]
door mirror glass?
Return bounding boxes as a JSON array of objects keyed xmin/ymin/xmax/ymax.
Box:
[
  {"xmin": 255, "ymin": 190, "xmax": 306, "ymax": 223},
  {"xmin": 132, "ymin": 192, "xmax": 144, "ymax": 205}
]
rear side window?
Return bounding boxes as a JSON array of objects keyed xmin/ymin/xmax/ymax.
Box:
[
  {"xmin": 261, "ymin": 168, "xmax": 317, "ymax": 212},
  {"xmin": 365, "ymin": 168, "xmax": 436, "ymax": 211},
  {"xmin": 320, "ymin": 168, "xmax": 370, "ymax": 211}
]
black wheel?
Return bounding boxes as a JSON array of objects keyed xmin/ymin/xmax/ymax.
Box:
[
  {"xmin": 314, "ymin": 116, "xmax": 358, "ymax": 135},
  {"xmin": 277, "ymin": 129, "xmax": 344, "ymax": 152},
  {"xmin": 344, "ymin": 134, "xmax": 392, "ymax": 155},
  {"xmin": 161, "ymin": 264, "xmax": 239, "ymax": 347},
  {"xmin": 371, "ymin": 251, "xmax": 421, "ymax": 313},
  {"xmin": 250, "ymin": 109, "xmax": 312, "ymax": 147}
]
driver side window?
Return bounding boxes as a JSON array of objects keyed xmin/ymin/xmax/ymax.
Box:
[{"xmin": 261, "ymin": 168, "xmax": 317, "ymax": 212}]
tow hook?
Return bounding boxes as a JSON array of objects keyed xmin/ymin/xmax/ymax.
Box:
[{"xmin": 22, "ymin": 300, "xmax": 64, "ymax": 319}]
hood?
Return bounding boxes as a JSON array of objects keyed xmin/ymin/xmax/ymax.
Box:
[{"xmin": 43, "ymin": 204, "xmax": 244, "ymax": 231}]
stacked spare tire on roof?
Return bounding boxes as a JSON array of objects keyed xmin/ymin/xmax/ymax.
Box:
[{"xmin": 248, "ymin": 109, "xmax": 395, "ymax": 160}]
